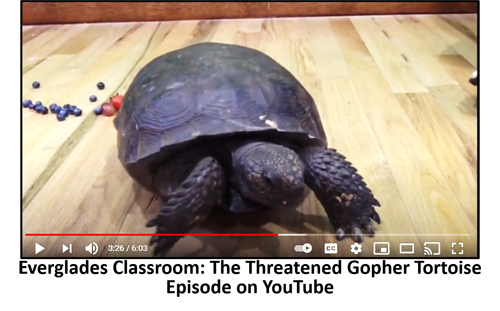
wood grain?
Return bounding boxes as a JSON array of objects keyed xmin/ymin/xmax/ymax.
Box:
[
  {"xmin": 22, "ymin": 14, "xmax": 477, "ymax": 258},
  {"xmin": 22, "ymin": 2, "xmax": 478, "ymax": 25}
]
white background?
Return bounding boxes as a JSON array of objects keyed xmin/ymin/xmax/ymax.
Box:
[{"xmin": 9, "ymin": 0, "xmax": 494, "ymax": 311}]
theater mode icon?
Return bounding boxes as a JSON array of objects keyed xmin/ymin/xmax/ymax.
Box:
[{"xmin": 399, "ymin": 243, "xmax": 414, "ymax": 254}]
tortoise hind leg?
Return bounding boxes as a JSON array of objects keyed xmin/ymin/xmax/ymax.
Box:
[
  {"xmin": 147, "ymin": 154, "xmax": 225, "ymax": 256},
  {"xmin": 299, "ymin": 147, "xmax": 381, "ymax": 243}
]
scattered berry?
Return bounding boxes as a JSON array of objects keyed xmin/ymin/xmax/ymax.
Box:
[
  {"xmin": 23, "ymin": 99, "xmax": 32, "ymax": 108},
  {"xmin": 35, "ymin": 105, "xmax": 43, "ymax": 113},
  {"xmin": 93, "ymin": 106, "xmax": 103, "ymax": 115},
  {"xmin": 63, "ymin": 104, "xmax": 70, "ymax": 109},
  {"xmin": 73, "ymin": 108, "xmax": 82, "ymax": 116},
  {"xmin": 49, "ymin": 103, "xmax": 57, "ymax": 111},
  {"xmin": 40, "ymin": 106, "xmax": 49, "ymax": 115},
  {"xmin": 28, "ymin": 103, "xmax": 35, "ymax": 110},
  {"xmin": 35, "ymin": 101, "xmax": 42, "ymax": 106},
  {"xmin": 102, "ymin": 103, "xmax": 116, "ymax": 117},
  {"xmin": 89, "ymin": 95, "xmax": 97, "ymax": 102},
  {"xmin": 110, "ymin": 94, "xmax": 123, "ymax": 110},
  {"xmin": 59, "ymin": 108, "xmax": 69, "ymax": 118},
  {"xmin": 53, "ymin": 106, "xmax": 61, "ymax": 114},
  {"xmin": 32, "ymin": 81, "xmax": 40, "ymax": 88},
  {"xmin": 97, "ymin": 82, "xmax": 105, "ymax": 90},
  {"xmin": 68, "ymin": 105, "xmax": 77, "ymax": 115},
  {"xmin": 57, "ymin": 113, "xmax": 66, "ymax": 121}
]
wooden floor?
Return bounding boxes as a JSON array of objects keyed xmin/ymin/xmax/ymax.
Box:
[{"xmin": 22, "ymin": 14, "xmax": 478, "ymax": 258}]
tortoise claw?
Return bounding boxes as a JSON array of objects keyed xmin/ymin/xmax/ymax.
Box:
[
  {"xmin": 366, "ymin": 223, "xmax": 376, "ymax": 237},
  {"xmin": 146, "ymin": 218, "xmax": 159, "ymax": 228},
  {"xmin": 336, "ymin": 228, "xmax": 345, "ymax": 241},
  {"xmin": 150, "ymin": 236, "xmax": 159, "ymax": 245},
  {"xmin": 352, "ymin": 227, "xmax": 364, "ymax": 243}
]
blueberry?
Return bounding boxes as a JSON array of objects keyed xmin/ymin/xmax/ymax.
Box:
[
  {"xmin": 73, "ymin": 108, "xmax": 82, "ymax": 116},
  {"xmin": 35, "ymin": 105, "xmax": 43, "ymax": 113},
  {"xmin": 49, "ymin": 104, "xmax": 57, "ymax": 111},
  {"xmin": 94, "ymin": 106, "xmax": 103, "ymax": 115},
  {"xmin": 97, "ymin": 82, "xmax": 105, "ymax": 90},
  {"xmin": 59, "ymin": 108, "xmax": 69, "ymax": 118},
  {"xmin": 40, "ymin": 106, "xmax": 49, "ymax": 115},
  {"xmin": 68, "ymin": 105, "xmax": 77, "ymax": 114},
  {"xmin": 57, "ymin": 113, "xmax": 66, "ymax": 121},
  {"xmin": 23, "ymin": 99, "xmax": 32, "ymax": 108},
  {"xmin": 53, "ymin": 106, "xmax": 61, "ymax": 114},
  {"xmin": 63, "ymin": 104, "xmax": 70, "ymax": 109},
  {"xmin": 32, "ymin": 81, "xmax": 40, "ymax": 88},
  {"xmin": 28, "ymin": 103, "xmax": 35, "ymax": 110},
  {"xmin": 89, "ymin": 95, "xmax": 97, "ymax": 102},
  {"xmin": 35, "ymin": 101, "xmax": 42, "ymax": 106}
]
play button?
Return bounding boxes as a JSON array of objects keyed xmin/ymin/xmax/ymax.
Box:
[
  {"xmin": 303, "ymin": 243, "xmax": 312, "ymax": 253},
  {"xmin": 35, "ymin": 243, "xmax": 45, "ymax": 254}
]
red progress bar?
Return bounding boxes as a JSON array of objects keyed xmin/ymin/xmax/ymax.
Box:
[{"xmin": 25, "ymin": 233, "xmax": 279, "ymax": 237}]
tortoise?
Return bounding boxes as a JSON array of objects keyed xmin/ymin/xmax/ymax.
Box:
[{"xmin": 114, "ymin": 42, "xmax": 381, "ymax": 256}]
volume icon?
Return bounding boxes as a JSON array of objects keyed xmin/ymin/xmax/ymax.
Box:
[
  {"xmin": 62, "ymin": 244, "xmax": 72, "ymax": 253},
  {"xmin": 85, "ymin": 242, "xmax": 99, "ymax": 255}
]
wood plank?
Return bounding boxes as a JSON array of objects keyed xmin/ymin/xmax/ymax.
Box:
[
  {"xmin": 22, "ymin": 23, "xmax": 157, "ymax": 202},
  {"xmin": 211, "ymin": 20, "xmax": 241, "ymax": 44},
  {"xmin": 437, "ymin": 55, "xmax": 478, "ymax": 97},
  {"xmin": 22, "ymin": 25, "xmax": 53, "ymax": 44},
  {"xmin": 428, "ymin": 85, "xmax": 477, "ymax": 151},
  {"xmin": 235, "ymin": 20, "xmax": 263, "ymax": 50},
  {"xmin": 22, "ymin": 2, "xmax": 478, "ymax": 25},
  {"xmin": 394, "ymin": 15, "xmax": 460, "ymax": 56},
  {"xmin": 318, "ymin": 78, "xmax": 423, "ymax": 256},
  {"xmin": 417, "ymin": 15, "xmax": 477, "ymax": 67},
  {"xmin": 395, "ymin": 92, "xmax": 477, "ymax": 227},
  {"xmin": 330, "ymin": 17, "xmax": 476, "ymax": 256},
  {"xmin": 350, "ymin": 16, "xmax": 428, "ymax": 93},
  {"xmin": 453, "ymin": 13, "xmax": 478, "ymax": 36},
  {"xmin": 372, "ymin": 16, "xmax": 457, "ymax": 87},
  {"xmin": 306, "ymin": 18, "xmax": 350, "ymax": 79},
  {"xmin": 23, "ymin": 24, "xmax": 90, "ymax": 73},
  {"xmin": 440, "ymin": 14, "xmax": 477, "ymax": 42}
]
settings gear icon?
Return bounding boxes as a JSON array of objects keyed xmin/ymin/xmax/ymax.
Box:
[{"xmin": 351, "ymin": 243, "xmax": 362, "ymax": 254}]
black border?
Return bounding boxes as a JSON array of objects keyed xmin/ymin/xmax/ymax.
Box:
[{"xmin": 19, "ymin": 2, "xmax": 481, "ymax": 297}]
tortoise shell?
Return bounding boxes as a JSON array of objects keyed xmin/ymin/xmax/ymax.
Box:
[{"xmin": 114, "ymin": 42, "xmax": 327, "ymax": 192}]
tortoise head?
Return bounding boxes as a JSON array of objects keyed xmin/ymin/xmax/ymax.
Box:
[{"xmin": 233, "ymin": 142, "xmax": 307, "ymax": 208}]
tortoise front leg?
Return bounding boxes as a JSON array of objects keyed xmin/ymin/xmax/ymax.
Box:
[
  {"xmin": 299, "ymin": 147, "xmax": 381, "ymax": 243},
  {"xmin": 221, "ymin": 188, "xmax": 266, "ymax": 213},
  {"xmin": 147, "ymin": 153, "xmax": 225, "ymax": 256}
]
